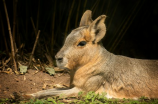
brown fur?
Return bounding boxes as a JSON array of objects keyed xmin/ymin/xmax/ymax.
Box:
[{"xmin": 24, "ymin": 10, "xmax": 158, "ymax": 99}]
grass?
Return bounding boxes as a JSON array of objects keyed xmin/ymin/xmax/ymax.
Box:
[{"xmin": 1, "ymin": 92, "xmax": 158, "ymax": 104}]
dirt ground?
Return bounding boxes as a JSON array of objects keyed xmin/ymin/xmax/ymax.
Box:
[{"xmin": 0, "ymin": 69, "xmax": 70, "ymax": 99}]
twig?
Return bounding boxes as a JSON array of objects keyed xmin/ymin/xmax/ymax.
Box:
[
  {"xmin": 30, "ymin": 17, "xmax": 42, "ymax": 53},
  {"xmin": 45, "ymin": 53, "xmax": 54, "ymax": 66},
  {"xmin": 16, "ymin": 18, "xmax": 21, "ymax": 48},
  {"xmin": 36, "ymin": 0, "xmax": 40, "ymax": 33},
  {"xmin": 2, "ymin": 58, "xmax": 5, "ymax": 71},
  {"xmin": 83, "ymin": 0, "xmax": 87, "ymax": 13},
  {"xmin": 13, "ymin": 0, "xmax": 18, "ymax": 51},
  {"xmin": 45, "ymin": 42, "xmax": 54, "ymax": 66},
  {"xmin": 91, "ymin": 0, "xmax": 100, "ymax": 12},
  {"xmin": 99, "ymin": 0, "xmax": 106, "ymax": 15},
  {"xmin": 105, "ymin": 0, "xmax": 111, "ymax": 15},
  {"xmin": 13, "ymin": 0, "xmax": 18, "ymax": 70},
  {"xmin": 64, "ymin": 0, "xmax": 75, "ymax": 38},
  {"xmin": 107, "ymin": 0, "xmax": 120, "ymax": 30},
  {"xmin": 25, "ymin": 0, "xmax": 28, "ymax": 40},
  {"xmin": 37, "ymin": 59, "xmax": 44, "ymax": 71},
  {"xmin": 28, "ymin": 30, "xmax": 41, "ymax": 69},
  {"xmin": 75, "ymin": 0, "xmax": 81, "ymax": 27},
  {"xmin": 30, "ymin": 17, "xmax": 37, "ymax": 36},
  {"xmin": 2, "ymin": 57, "xmax": 11, "ymax": 71},
  {"xmin": 111, "ymin": 1, "xmax": 142, "ymax": 52},
  {"xmin": 50, "ymin": 0, "xmax": 56, "ymax": 55},
  {"xmin": 0, "ymin": 11, "xmax": 9, "ymax": 56},
  {"xmin": 33, "ymin": 65, "xmax": 39, "ymax": 74},
  {"xmin": 3, "ymin": 0, "xmax": 18, "ymax": 74}
]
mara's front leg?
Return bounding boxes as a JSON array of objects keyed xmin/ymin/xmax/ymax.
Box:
[
  {"xmin": 82, "ymin": 75, "xmax": 104, "ymax": 92},
  {"xmin": 83, "ymin": 75, "xmax": 114, "ymax": 99},
  {"xmin": 22, "ymin": 87, "xmax": 81, "ymax": 99}
]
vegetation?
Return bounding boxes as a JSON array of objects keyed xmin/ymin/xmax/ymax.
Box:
[{"xmin": 1, "ymin": 92, "xmax": 158, "ymax": 104}]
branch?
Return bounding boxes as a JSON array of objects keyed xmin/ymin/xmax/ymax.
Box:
[
  {"xmin": 3, "ymin": 0, "xmax": 18, "ymax": 74},
  {"xmin": 28, "ymin": 30, "xmax": 41, "ymax": 69}
]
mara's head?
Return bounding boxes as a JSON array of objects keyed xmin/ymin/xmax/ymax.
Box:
[{"xmin": 55, "ymin": 10, "xmax": 107, "ymax": 70}]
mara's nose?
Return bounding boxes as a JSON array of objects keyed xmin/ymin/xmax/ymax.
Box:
[{"xmin": 55, "ymin": 55, "xmax": 63, "ymax": 63}]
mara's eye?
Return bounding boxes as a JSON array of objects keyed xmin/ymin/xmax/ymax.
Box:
[{"xmin": 77, "ymin": 41, "xmax": 87, "ymax": 46}]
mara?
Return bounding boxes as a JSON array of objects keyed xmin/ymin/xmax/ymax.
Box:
[{"xmin": 24, "ymin": 10, "xmax": 158, "ymax": 99}]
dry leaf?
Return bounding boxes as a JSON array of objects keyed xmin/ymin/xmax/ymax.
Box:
[
  {"xmin": 42, "ymin": 83, "xmax": 47, "ymax": 90},
  {"xmin": 53, "ymin": 84, "xmax": 66, "ymax": 88}
]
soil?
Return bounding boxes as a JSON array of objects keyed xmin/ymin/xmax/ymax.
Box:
[{"xmin": 0, "ymin": 69, "xmax": 70, "ymax": 99}]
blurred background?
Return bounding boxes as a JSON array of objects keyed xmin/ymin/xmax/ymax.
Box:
[{"xmin": 0, "ymin": 0, "xmax": 158, "ymax": 62}]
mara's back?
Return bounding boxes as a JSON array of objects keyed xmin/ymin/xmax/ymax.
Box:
[{"xmin": 103, "ymin": 53, "xmax": 158, "ymax": 99}]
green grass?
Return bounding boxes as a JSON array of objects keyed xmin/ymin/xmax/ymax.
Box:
[{"xmin": 1, "ymin": 92, "xmax": 158, "ymax": 104}]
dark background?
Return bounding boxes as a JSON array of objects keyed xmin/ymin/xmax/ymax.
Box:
[{"xmin": 0, "ymin": 0, "xmax": 158, "ymax": 61}]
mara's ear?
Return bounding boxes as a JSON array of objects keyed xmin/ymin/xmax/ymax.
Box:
[
  {"xmin": 79, "ymin": 10, "xmax": 93, "ymax": 26},
  {"xmin": 87, "ymin": 15, "xmax": 106, "ymax": 43}
]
